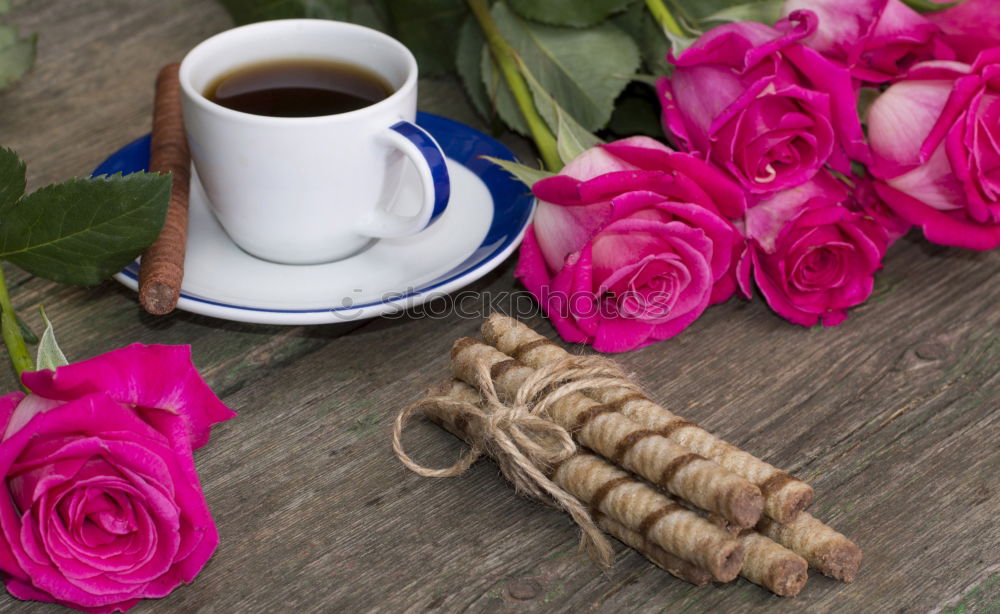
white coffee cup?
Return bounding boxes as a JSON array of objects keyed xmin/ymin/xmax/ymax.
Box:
[{"xmin": 178, "ymin": 19, "xmax": 450, "ymax": 264}]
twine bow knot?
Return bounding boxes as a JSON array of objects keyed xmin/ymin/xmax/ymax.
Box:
[{"xmin": 393, "ymin": 353, "xmax": 642, "ymax": 568}]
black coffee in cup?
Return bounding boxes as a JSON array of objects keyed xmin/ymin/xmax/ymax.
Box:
[{"xmin": 205, "ymin": 58, "xmax": 393, "ymax": 117}]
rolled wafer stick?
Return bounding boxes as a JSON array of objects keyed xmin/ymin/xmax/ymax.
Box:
[
  {"xmin": 757, "ymin": 513, "xmax": 862, "ymax": 582},
  {"xmin": 593, "ymin": 513, "xmax": 712, "ymax": 586},
  {"xmin": 429, "ymin": 381, "xmax": 712, "ymax": 586},
  {"xmin": 482, "ymin": 314, "xmax": 813, "ymax": 524},
  {"xmin": 426, "ymin": 379, "xmax": 744, "ymax": 582},
  {"xmin": 450, "ymin": 338, "xmax": 763, "ymax": 528},
  {"xmin": 139, "ymin": 63, "xmax": 191, "ymax": 315},
  {"xmin": 737, "ymin": 531, "xmax": 809, "ymax": 597}
]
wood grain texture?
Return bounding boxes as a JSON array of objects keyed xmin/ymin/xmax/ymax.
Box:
[{"xmin": 0, "ymin": 1, "xmax": 997, "ymax": 613}]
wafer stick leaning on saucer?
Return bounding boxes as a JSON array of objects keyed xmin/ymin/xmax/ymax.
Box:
[
  {"xmin": 482, "ymin": 314, "xmax": 813, "ymax": 524},
  {"xmin": 481, "ymin": 314, "xmax": 861, "ymax": 582},
  {"xmin": 426, "ymin": 379, "xmax": 740, "ymax": 583},
  {"xmin": 139, "ymin": 63, "xmax": 191, "ymax": 315},
  {"xmin": 450, "ymin": 338, "xmax": 764, "ymax": 529}
]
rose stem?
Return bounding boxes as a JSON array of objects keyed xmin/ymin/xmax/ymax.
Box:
[
  {"xmin": 466, "ymin": 0, "xmax": 561, "ymax": 172},
  {"xmin": 482, "ymin": 314, "xmax": 814, "ymax": 524},
  {"xmin": 644, "ymin": 0, "xmax": 686, "ymax": 37},
  {"xmin": 426, "ymin": 378, "xmax": 742, "ymax": 582},
  {"xmin": 139, "ymin": 63, "xmax": 191, "ymax": 315},
  {"xmin": 0, "ymin": 264, "xmax": 31, "ymax": 383}
]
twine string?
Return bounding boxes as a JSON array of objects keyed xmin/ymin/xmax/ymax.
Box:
[{"xmin": 392, "ymin": 354, "xmax": 642, "ymax": 568}]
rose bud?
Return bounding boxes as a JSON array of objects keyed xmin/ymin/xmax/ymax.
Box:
[
  {"xmin": 657, "ymin": 11, "xmax": 868, "ymax": 195},
  {"xmin": 738, "ymin": 171, "xmax": 890, "ymax": 327},
  {"xmin": 0, "ymin": 345, "xmax": 235, "ymax": 613},
  {"xmin": 782, "ymin": 0, "xmax": 954, "ymax": 83},
  {"xmin": 516, "ymin": 136, "xmax": 746, "ymax": 352},
  {"xmin": 867, "ymin": 49, "xmax": 1000, "ymax": 250}
]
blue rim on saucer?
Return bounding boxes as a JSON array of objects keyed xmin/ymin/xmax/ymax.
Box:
[{"xmin": 94, "ymin": 112, "xmax": 534, "ymax": 324}]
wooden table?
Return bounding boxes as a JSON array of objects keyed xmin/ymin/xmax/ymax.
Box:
[{"xmin": 1, "ymin": 1, "xmax": 997, "ymax": 612}]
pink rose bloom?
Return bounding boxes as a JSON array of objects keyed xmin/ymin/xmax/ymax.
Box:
[
  {"xmin": 848, "ymin": 174, "xmax": 912, "ymax": 244},
  {"xmin": 867, "ymin": 50, "xmax": 1000, "ymax": 250},
  {"xmin": 516, "ymin": 136, "xmax": 746, "ymax": 352},
  {"xmin": 783, "ymin": 0, "xmax": 954, "ymax": 83},
  {"xmin": 657, "ymin": 11, "xmax": 868, "ymax": 195},
  {"xmin": 0, "ymin": 345, "xmax": 235, "ymax": 613},
  {"xmin": 927, "ymin": 0, "xmax": 1000, "ymax": 63},
  {"xmin": 738, "ymin": 171, "xmax": 889, "ymax": 327}
]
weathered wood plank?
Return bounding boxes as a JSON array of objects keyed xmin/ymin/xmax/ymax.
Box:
[{"xmin": 0, "ymin": 2, "xmax": 996, "ymax": 614}]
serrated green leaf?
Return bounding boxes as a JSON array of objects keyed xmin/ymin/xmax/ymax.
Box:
[
  {"xmin": 481, "ymin": 45, "xmax": 531, "ymax": 136},
  {"xmin": 457, "ymin": 17, "xmax": 492, "ymax": 121},
  {"xmin": 35, "ymin": 306, "xmax": 68, "ymax": 372},
  {"xmin": 0, "ymin": 28, "xmax": 35, "ymax": 89},
  {"xmin": 702, "ymin": 0, "xmax": 784, "ymax": 26},
  {"xmin": 481, "ymin": 156, "xmax": 554, "ymax": 188},
  {"xmin": 0, "ymin": 148, "xmax": 26, "ymax": 210},
  {"xmin": 640, "ymin": 14, "xmax": 672, "ymax": 76},
  {"xmin": 555, "ymin": 105, "xmax": 603, "ymax": 164},
  {"xmin": 490, "ymin": 2, "xmax": 640, "ymax": 132},
  {"xmin": 513, "ymin": 54, "xmax": 605, "ymax": 156},
  {"xmin": 384, "ymin": 0, "xmax": 466, "ymax": 76},
  {"xmin": 671, "ymin": 0, "xmax": 752, "ymax": 22},
  {"xmin": 0, "ymin": 173, "xmax": 171, "ymax": 285},
  {"xmin": 507, "ymin": 0, "xmax": 636, "ymax": 28}
]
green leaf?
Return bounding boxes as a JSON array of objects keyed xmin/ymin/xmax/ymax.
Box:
[
  {"xmin": 702, "ymin": 0, "xmax": 784, "ymax": 26},
  {"xmin": 0, "ymin": 26, "xmax": 35, "ymax": 89},
  {"xmin": 16, "ymin": 313, "xmax": 37, "ymax": 345},
  {"xmin": 900, "ymin": 0, "xmax": 958, "ymax": 11},
  {"xmin": 640, "ymin": 13, "xmax": 673, "ymax": 76},
  {"xmin": 490, "ymin": 2, "xmax": 640, "ymax": 132},
  {"xmin": 671, "ymin": 0, "xmax": 753, "ymax": 22},
  {"xmin": 507, "ymin": 0, "xmax": 636, "ymax": 28},
  {"xmin": 35, "ymin": 307, "xmax": 68, "ymax": 372},
  {"xmin": 456, "ymin": 17, "xmax": 492, "ymax": 121},
  {"xmin": 384, "ymin": 0, "xmax": 466, "ymax": 76},
  {"xmin": 481, "ymin": 45, "xmax": 531, "ymax": 135},
  {"xmin": 216, "ymin": 0, "xmax": 350, "ymax": 24},
  {"xmin": 0, "ymin": 172, "xmax": 171, "ymax": 285},
  {"xmin": 0, "ymin": 148, "xmax": 26, "ymax": 210},
  {"xmin": 481, "ymin": 156, "xmax": 554, "ymax": 188},
  {"xmin": 511, "ymin": 54, "xmax": 605, "ymax": 160}
]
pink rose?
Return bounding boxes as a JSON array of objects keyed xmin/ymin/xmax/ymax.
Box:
[
  {"xmin": 783, "ymin": 0, "xmax": 954, "ymax": 82},
  {"xmin": 848, "ymin": 174, "xmax": 912, "ymax": 244},
  {"xmin": 867, "ymin": 50, "xmax": 1000, "ymax": 250},
  {"xmin": 738, "ymin": 171, "xmax": 889, "ymax": 327},
  {"xmin": 0, "ymin": 345, "xmax": 235, "ymax": 613},
  {"xmin": 927, "ymin": 0, "xmax": 1000, "ymax": 63},
  {"xmin": 516, "ymin": 136, "xmax": 746, "ymax": 352},
  {"xmin": 658, "ymin": 11, "xmax": 868, "ymax": 195}
]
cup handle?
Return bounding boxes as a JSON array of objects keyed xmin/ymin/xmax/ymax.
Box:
[{"xmin": 361, "ymin": 120, "xmax": 451, "ymax": 238}]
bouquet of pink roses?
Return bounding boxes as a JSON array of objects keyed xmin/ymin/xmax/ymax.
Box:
[{"xmin": 485, "ymin": 0, "xmax": 1000, "ymax": 352}]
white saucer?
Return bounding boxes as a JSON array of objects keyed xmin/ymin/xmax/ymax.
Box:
[{"xmin": 95, "ymin": 113, "xmax": 535, "ymax": 325}]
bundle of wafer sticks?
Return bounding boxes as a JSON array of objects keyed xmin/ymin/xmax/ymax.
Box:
[{"xmin": 393, "ymin": 314, "xmax": 861, "ymax": 597}]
